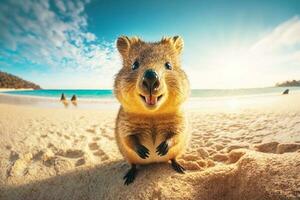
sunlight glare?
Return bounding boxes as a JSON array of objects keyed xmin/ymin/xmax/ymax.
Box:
[{"xmin": 227, "ymin": 98, "xmax": 240, "ymax": 110}]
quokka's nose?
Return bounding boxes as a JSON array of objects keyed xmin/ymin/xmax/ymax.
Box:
[{"xmin": 142, "ymin": 69, "xmax": 160, "ymax": 92}]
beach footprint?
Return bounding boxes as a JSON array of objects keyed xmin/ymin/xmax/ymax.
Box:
[
  {"xmin": 43, "ymin": 148, "xmax": 86, "ymax": 168},
  {"xmin": 255, "ymin": 142, "xmax": 279, "ymax": 153},
  {"xmin": 86, "ymin": 128, "xmax": 96, "ymax": 134},
  {"xmin": 7, "ymin": 152, "xmax": 33, "ymax": 177},
  {"xmin": 276, "ymin": 143, "xmax": 300, "ymax": 154},
  {"xmin": 255, "ymin": 142, "xmax": 300, "ymax": 154},
  {"xmin": 75, "ymin": 158, "xmax": 86, "ymax": 167},
  {"xmin": 88, "ymin": 142, "xmax": 99, "ymax": 151},
  {"xmin": 88, "ymin": 142, "xmax": 109, "ymax": 161},
  {"xmin": 56, "ymin": 149, "xmax": 85, "ymax": 159},
  {"xmin": 94, "ymin": 151, "xmax": 109, "ymax": 161},
  {"xmin": 227, "ymin": 150, "xmax": 246, "ymax": 163},
  {"xmin": 92, "ymin": 137, "xmax": 101, "ymax": 141},
  {"xmin": 53, "ymin": 157, "xmax": 73, "ymax": 174}
]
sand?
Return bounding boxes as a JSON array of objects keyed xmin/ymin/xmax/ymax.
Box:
[
  {"xmin": 0, "ymin": 94, "xmax": 300, "ymax": 200},
  {"xmin": 0, "ymin": 88, "xmax": 33, "ymax": 92}
]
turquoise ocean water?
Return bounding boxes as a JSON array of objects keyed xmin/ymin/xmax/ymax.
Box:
[{"xmin": 2, "ymin": 87, "xmax": 300, "ymax": 99}]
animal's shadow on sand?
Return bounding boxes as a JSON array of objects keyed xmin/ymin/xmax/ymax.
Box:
[
  {"xmin": 2, "ymin": 152, "xmax": 299, "ymax": 200},
  {"xmin": 1, "ymin": 160, "xmax": 178, "ymax": 200}
]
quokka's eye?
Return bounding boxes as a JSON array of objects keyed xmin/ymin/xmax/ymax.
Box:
[
  {"xmin": 165, "ymin": 62, "xmax": 172, "ymax": 70},
  {"xmin": 131, "ymin": 61, "xmax": 139, "ymax": 70}
]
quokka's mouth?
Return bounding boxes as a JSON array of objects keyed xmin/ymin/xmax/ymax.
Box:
[{"xmin": 139, "ymin": 94, "xmax": 163, "ymax": 106}]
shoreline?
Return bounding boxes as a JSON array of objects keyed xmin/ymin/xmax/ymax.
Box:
[
  {"xmin": 0, "ymin": 92, "xmax": 117, "ymax": 102},
  {"xmin": 1, "ymin": 86, "xmax": 300, "ymax": 101},
  {"xmin": 1, "ymin": 87, "xmax": 300, "ymax": 101},
  {"xmin": 1, "ymin": 91, "xmax": 300, "ymax": 113}
]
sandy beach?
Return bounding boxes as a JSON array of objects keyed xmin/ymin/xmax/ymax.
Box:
[
  {"xmin": 0, "ymin": 89, "xmax": 34, "ymax": 92},
  {"xmin": 0, "ymin": 93, "xmax": 300, "ymax": 200}
]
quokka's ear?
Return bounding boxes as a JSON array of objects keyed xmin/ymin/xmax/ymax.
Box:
[
  {"xmin": 161, "ymin": 36, "xmax": 184, "ymax": 54},
  {"xmin": 117, "ymin": 36, "xmax": 130, "ymax": 57},
  {"xmin": 172, "ymin": 36, "xmax": 184, "ymax": 54},
  {"xmin": 116, "ymin": 36, "xmax": 141, "ymax": 57}
]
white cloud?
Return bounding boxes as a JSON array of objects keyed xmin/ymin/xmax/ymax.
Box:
[
  {"xmin": 251, "ymin": 16, "xmax": 300, "ymax": 53},
  {"xmin": 0, "ymin": 0, "xmax": 120, "ymax": 75},
  {"xmin": 249, "ymin": 16, "xmax": 300, "ymax": 70},
  {"xmin": 186, "ymin": 16, "xmax": 300, "ymax": 89},
  {"xmin": 55, "ymin": 0, "xmax": 66, "ymax": 12}
]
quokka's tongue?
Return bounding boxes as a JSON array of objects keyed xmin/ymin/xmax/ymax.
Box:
[{"xmin": 145, "ymin": 95, "xmax": 157, "ymax": 105}]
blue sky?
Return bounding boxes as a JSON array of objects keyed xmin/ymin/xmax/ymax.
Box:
[{"xmin": 0, "ymin": 0, "xmax": 300, "ymax": 89}]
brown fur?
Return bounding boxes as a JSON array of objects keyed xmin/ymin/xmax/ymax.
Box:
[{"xmin": 114, "ymin": 36, "xmax": 190, "ymax": 165}]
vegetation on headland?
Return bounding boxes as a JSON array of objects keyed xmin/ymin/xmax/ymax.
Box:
[
  {"xmin": 0, "ymin": 71, "xmax": 41, "ymax": 89},
  {"xmin": 276, "ymin": 80, "xmax": 300, "ymax": 87}
]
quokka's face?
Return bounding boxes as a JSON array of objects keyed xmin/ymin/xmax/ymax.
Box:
[{"xmin": 114, "ymin": 36, "xmax": 190, "ymax": 114}]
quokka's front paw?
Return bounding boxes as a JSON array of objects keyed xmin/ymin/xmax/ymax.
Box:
[
  {"xmin": 135, "ymin": 144, "xmax": 149, "ymax": 159},
  {"xmin": 156, "ymin": 141, "xmax": 169, "ymax": 156}
]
